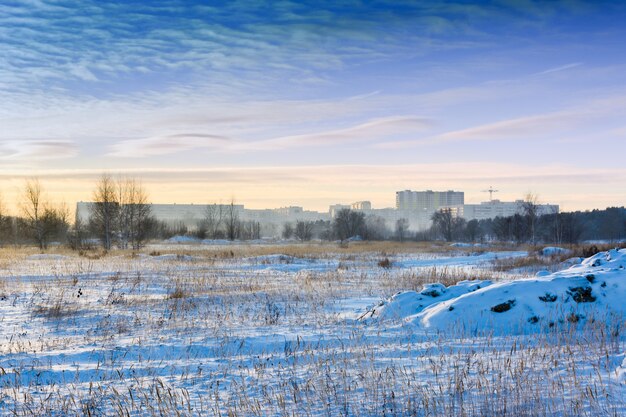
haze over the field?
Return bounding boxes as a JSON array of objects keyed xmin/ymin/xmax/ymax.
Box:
[{"xmin": 1, "ymin": 0, "xmax": 625, "ymax": 211}]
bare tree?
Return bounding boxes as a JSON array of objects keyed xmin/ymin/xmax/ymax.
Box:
[
  {"xmin": 294, "ymin": 220, "xmax": 314, "ymax": 241},
  {"xmin": 225, "ymin": 199, "xmax": 241, "ymax": 241},
  {"xmin": 120, "ymin": 178, "xmax": 152, "ymax": 250},
  {"xmin": 0, "ymin": 192, "xmax": 7, "ymax": 245},
  {"xmin": 333, "ymin": 209, "xmax": 365, "ymax": 242},
  {"xmin": 282, "ymin": 222, "xmax": 294, "ymax": 239},
  {"xmin": 431, "ymin": 208, "xmax": 465, "ymax": 242},
  {"xmin": 465, "ymin": 219, "xmax": 481, "ymax": 242},
  {"xmin": 90, "ymin": 174, "xmax": 119, "ymax": 250},
  {"xmin": 90, "ymin": 175, "xmax": 152, "ymax": 250},
  {"xmin": 561, "ymin": 212, "xmax": 583, "ymax": 244},
  {"xmin": 203, "ymin": 203, "xmax": 225, "ymax": 239},
  {"xmin": 521, "ymin": 193, "xmax": 539, "ymax": 245},
  {"xmin": 21, "ymin": 179, "xmax": 47, "ymax": 249},
  {"xmin": 431, "ymin": 209, "xmax": 452, "ymax": 241},
  {"xmin": 395, "ymin": 218, "xmax": 409, "ymax": 242},
  {"xmin": 48, "ymin": 202, "xmax": 70, "ymax": 243},
  {"xmin": 20, "ymin": 179, "xmax": 68, "ymax": 249},
  {"xmin": 364, "ymin": 215, "xmax": 389, "ymax": 241},
  {"xmin": 242, "ymin": 220, "xmax": 261, "ymax": 240}
]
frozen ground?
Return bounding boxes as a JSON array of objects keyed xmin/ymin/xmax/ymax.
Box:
[{"xmin": 0, "ymin": 244, "xmax": 623, "ymax": 416}]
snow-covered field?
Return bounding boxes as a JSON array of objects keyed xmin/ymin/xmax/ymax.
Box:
[{"xmin": 0, "ymin": 243, "xmax": 623, "ymax": 416}]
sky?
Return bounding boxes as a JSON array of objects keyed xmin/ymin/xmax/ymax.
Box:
[{"xmin": 1, "ymin": 0, "xmax": 625, "ymax": 213}]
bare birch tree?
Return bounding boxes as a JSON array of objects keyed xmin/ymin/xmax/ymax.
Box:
[
  {"xmin": 21, "ymin": 179, "xmax": 46, "ymax": 249},
  {"xmin": 20, "ymin": 179, "xmax": 68, "ymax": 250},
  {"xmin": 225, "ymin": 199, "xmax": 241, "ymax": 241},
  {"xmin": 90, "ymin": 174, "xmax": 119, "ymax": 250},
  {"xmin": 116, "ymin": 177, "xmax": 152, "ymax": 249},
  {"xmin": 203, "ymin": 203, "xmax": 225, "ymax": 239},
  {"xmin": 294, "ymin": 220, "xmax": 314, "ymax": 241}
]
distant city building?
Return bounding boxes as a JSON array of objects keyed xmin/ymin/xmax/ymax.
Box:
[
  {"xmin": 77, "ymin": 190, "xmax": 560, "ymax": 237},
  {"xmin": 272, "ymin": 206, "xmax": 303, "ymax": 216},
  {"xmin": 77, "ymin": 202, "xmax": 329, "ymax": 232},
  {"xmin": 395, "ymin": 190, "xmax": 464, "ymax": 212},
  {"xmin": 329, "ymin": 204, "xmax": 351, "ymax": 218},
  {"xmin": 462, "ymin": 200, "xmax": 559, "ymax": 221},
  {"xmin": 76, "ymin": 202, "xmax": 244, "ymax": 228},
  {"xmin": 351, "ymin": 201, "xmax": 372, "ymax": 211}
]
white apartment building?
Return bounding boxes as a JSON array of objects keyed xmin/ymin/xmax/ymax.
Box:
[
  {"xmin": 76, "ymin": 202, "xmax": 329, "ymax": 231},
  {"xmin": 351, "ymin": 201, "xmax": 372, "ymax": 211},
  {"xmin": 395, "ymin": 190, "xmax": 464, "ymax": 212},
  {"xmin": 462, "ymin": 200, "xmax": 559, "ymax": 221}
]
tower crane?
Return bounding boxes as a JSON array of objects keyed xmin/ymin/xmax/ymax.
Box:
[{"xmin": 482, "ymin": 186, "xmax": 499, "ymax": 201}]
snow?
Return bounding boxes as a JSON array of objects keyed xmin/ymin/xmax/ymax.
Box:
[
  {"xmin": 0, "ymin": 246, "xmax": 623, "ymax": 415},
  {"xmin": 201, "ymin": 238, "xmax": 234, "ymax": 245},
  {"xmin": 240, "ymin": 254, "xmax": 337, "ymax": 272},
  {"xmin": 559, "ymin": 256, "xmax": 583, "ymax": 268},
  {"xmin": 618, "ymin": 355, "xmax": 626, "ymax": 382},
  {"xmin": 395, "ymin": 250, "xmax": 527, "ymax": 268},
  {"xmin": 408, "ymin": 249, "xmax": 626, "ymax": 335},
  {"xmin": 166, "ymin": 235, "xmax": 200, "ymax": 243},
  {"xmin": 540, "ymin": 246, "xmax": 571, "ymax": 256},
  {"xmin": 360, "ymin": 280, "xmax": 492, "ymax": 322}
]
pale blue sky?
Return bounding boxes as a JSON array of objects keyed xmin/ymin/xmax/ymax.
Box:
[{"xmin": 1, "ymin": 0, "xmax": 625, "ymax": 211}]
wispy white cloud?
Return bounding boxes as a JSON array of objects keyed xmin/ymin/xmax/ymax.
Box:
[
  {"xmin": 376, "ymin": 99, "xmax": 622, "ymax": 149},
  {"xmin": 109, "ymin": 133, "xmax": 231, "ymax": 157},
  {"xmin": 247, "ymin": 116, "xmax": 433, "ymax": 150},
  {"xmin": 0, "ymin": 140, "xmax": 78, "ymax": 160},
  {"xmin": 107, "ymin": 116, "xmax": 432, "ymax": 157},
  {"xmin": 432, "ymin": 112, "xmax": 581, "ymax": 142},
  {"xmin": 536, "ymin": 62, "xmax": 583, "ymax": 75}
]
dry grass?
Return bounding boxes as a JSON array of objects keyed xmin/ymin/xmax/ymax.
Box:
[
  {"xmin": 383, "ymin": 266, "xmax": 505, "ymax": 293},
  {"xmin": 137, "ymin": 240, "xmax": 516, "ymax": 260},
  {"xmin": 0, "ymin": 244, "xmax": 623, "ymax": 416}
]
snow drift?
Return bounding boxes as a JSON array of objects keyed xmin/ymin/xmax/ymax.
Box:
[
  {"xmin": 359, "ymin": 280, "xmax": 492, "ymax": 322},
  {"xmin": 366, "ymin": 249, "xmax": 626, "ymax": 335}
]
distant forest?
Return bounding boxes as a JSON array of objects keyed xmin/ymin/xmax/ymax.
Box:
[{"xmin": 427, "ymin": 206, "xmax": 626, "ymax": 244}]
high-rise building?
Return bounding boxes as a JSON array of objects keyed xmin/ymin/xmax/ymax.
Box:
[{"xmin": 396, "ymin": 190, "xmax": 464, "ymax": 212}]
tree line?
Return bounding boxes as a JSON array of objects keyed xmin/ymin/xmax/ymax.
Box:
[
  {"xmin": 427, "ymin": 205, "xmax": 626, "ymax": 244},
  {"xmin": 0, "ymin": 175, "xmax": 265, "ymax": 250},
  {"xmin": 284, "ymin": 205, "xmax": 625, "ymax": 245},
  {"xmin": 1, "ymin": 180, "xmax": 624, "ymax": 248}
]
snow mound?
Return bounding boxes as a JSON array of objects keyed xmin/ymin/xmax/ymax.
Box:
[
  {"xmin": 413, "ymin": 249, "xmax": 626, "ymax": 335},
  {"xmin": 559, "ymin": 257, "xmax": 583, "ymax": 268},
  {"xmin": 359, "ymin": 280, "xmax": 492, "ymax": 322},
  {"xmin": 450, "ymin": 242, "xmax": 472, "ymax": 248},
  {"xmin": 541, "ymin": 246, "xmax": 571, "ymax": 256},
  {"xmin": 166, "ymin": 235, "xmax": 200, "ymax": 243}
]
